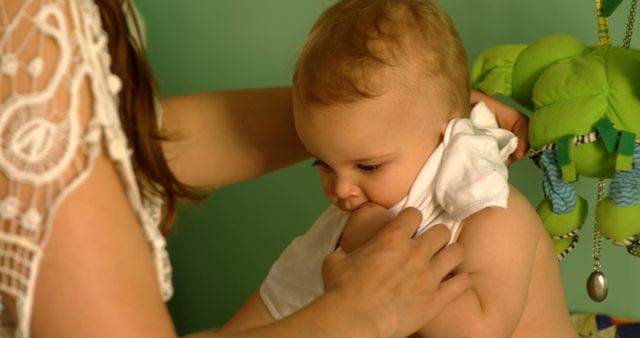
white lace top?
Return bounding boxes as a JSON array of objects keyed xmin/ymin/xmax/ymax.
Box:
[{"xmin": 0, "ymin": 0, "xmax": 173, "ymax": 337}]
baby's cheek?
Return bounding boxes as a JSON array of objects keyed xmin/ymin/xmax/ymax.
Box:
[
  {"xmin": 318, "ymin": 173, "xmax": 334, "ymax": 196},
  {"xmin": 320, "ymin": 183, "xmax": 338, "ymax": 205},
  {"xmin": 368, "ymin": 174, "xmax": 413, "ymax": 209}
]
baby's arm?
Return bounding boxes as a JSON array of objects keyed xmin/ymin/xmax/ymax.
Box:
[{"xmin": 417, "ymin": 186, "xmax": 540, "ymax": 338}]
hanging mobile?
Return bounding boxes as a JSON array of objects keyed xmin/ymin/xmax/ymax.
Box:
[
  {"xmin": 624, "ymin": 0, "xmax": 640, "ymax": 258},
  {"xmin": 586, "ymin": 0, "xmax": 638, "ymax": 303}
]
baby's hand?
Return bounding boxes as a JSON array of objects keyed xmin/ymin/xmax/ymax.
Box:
[{"xmin": 339, "ymin": 203, "xmax": 393, "ymax": 253}]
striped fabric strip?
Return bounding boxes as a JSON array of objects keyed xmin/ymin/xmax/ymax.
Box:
[
  {"xmin": 610, "ymin": 144, "xmax": 640, "ymax": 206},
  {"xmin": 557, "ymin": 236, "xmax": 579, "ymax": 261},
  {"xmin": 551, "ymin": 226, "xmax": 582, "ymax": 239},
  {"xmin": 530, "ymin": 130, "xmax": 640, "ymax": 167},
  {"xmin": 540, "ymin": 151, "xmax": 579, "ymax": 214}
]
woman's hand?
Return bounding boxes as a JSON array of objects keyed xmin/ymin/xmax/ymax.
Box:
[
  {"xmin": 323, "ymin": 207, "xmax": 470, "ymax": 338},
  {"xmin": 471, "ymin": 90, "xmax": 529, "ymax": 161}
]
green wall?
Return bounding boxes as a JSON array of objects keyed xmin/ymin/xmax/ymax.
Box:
[{"xmin": 135, "ymin": 0, "xmax": 640, "ymax": 335}]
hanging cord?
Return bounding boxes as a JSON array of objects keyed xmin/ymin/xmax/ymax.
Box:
[
  {"xmin": 597, "ymin": 0, "xmax": 613, "ymax": 45},
  {"xmin": 592, "ymin": 179, "xmax": 606, "ymax": 273},
  {"xmin": 623, "ymin": 0, "xmax": 638, "ymax": 48},
  {"xmin": 623, "ymin": 0, "xmax": 639, "ymax": 256},
  {"xmin": 586, "ymin": 178, "xmax": 609, "ymax": 302},
  {"xmin": 592, "ymin": 0, "xmax": 608, "ymax": 278}
]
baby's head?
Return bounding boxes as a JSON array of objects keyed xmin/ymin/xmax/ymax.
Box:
[{"xmin": 293, "ymin": 0, "xmax": 469, "ymax": 212}]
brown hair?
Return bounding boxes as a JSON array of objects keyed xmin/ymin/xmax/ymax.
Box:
[
  {"xmin": 294, "ymin": 0, "xmax": 470, "ymax": 115},
  {"xmin": 95, "ymin": 0, "xmax": 203, "ymax": 234}
]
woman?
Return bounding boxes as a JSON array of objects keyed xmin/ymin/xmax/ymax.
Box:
[{"xmin": 0, "ymin": 0, "xmax": 527, "ymax": 337}]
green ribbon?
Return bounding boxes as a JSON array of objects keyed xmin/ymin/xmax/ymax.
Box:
[{"xmin": 603, "ymin": 0, "xmax": 624, "ymax": 17}]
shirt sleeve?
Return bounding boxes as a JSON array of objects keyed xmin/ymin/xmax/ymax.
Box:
[{"xmin": 260, "ymin": 206, "xmax": 346, "ymax": 319}]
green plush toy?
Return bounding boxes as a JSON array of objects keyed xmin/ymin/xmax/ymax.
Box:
[{"xmin": 470, "ymin": 0, "xmax": 640, "ymax": 261}]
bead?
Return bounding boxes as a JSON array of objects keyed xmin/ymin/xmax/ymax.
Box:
[{"xmin": 586, "ymin": 270, "xmax": 608, "ymax": 302}]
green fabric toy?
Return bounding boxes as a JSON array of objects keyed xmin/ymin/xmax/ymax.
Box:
[{"xmin": 471, "ymin": 33, "xmax": 640, "ymax": 258}]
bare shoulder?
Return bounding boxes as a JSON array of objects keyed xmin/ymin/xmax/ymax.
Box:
[
  {"xmin": 416, "ymin": 193, "xmax": 550, "ymax": 336},
  {"xmin": 460, "ymin": 185, "xmax": 541, "ymax": 238},
  {"xmin": 31, "ymin": 153, "xmax": 177, "ymax": 338},
  {"xmin": 457, "ymin": 185, "xmax": 543, "ymax": 273},
  {"xmin": 0, "ymin": 1, "xmax": 177, "ymax": 336}
]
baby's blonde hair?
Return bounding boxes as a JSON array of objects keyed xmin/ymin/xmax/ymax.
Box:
[{"xmin": 294, "ymin": 0, "xmax": 470, "ymax": 116}]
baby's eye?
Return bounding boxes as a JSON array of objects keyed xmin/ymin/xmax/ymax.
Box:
[
  {"xmin": 357, "ymin": 163, "xmax": 382, "ymax": 173},
  {"xmin": 312, "ymin": 159, "xmax": 332, "ymax": 171}
]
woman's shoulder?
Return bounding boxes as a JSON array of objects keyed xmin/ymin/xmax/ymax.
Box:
[{"xmin": 0, "ymin": 1, "xmax": 172, "ymax": 336}]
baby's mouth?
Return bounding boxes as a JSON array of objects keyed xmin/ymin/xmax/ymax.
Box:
[{"xmin": 335, "ymin": 199, "xmax": 362, "ymax": 213}]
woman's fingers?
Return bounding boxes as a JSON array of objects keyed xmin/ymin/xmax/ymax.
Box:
[
  {"xmin": 381, "ymin": 207, "xmax": 423, "ymax": 239},
  {"xmin": 511, "ymin": 115, "xmax": 530, "ymax": 160},
  {"xmin": 429, "ymin": 242, "xmax": 464, "ymax": 281},
  {"xmin": 413, "ymin": 223, "xmax": 451, "ymax": 258},
  {"xmin": 430, "ymin": 272, "xmax": 471, "ymax": 309}
]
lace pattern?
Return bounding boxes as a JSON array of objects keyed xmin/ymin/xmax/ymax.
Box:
[{"xmin": 0, "ymin": 1, "xmax": 172, "ymax": 337}]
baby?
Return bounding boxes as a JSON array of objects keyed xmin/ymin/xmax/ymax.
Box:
[{"xmin": 223, "ymin": 0, "xmax": 577, "ymax": 337}]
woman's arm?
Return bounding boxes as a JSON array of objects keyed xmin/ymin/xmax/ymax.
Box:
[
  {"xmin": 187, "ymin": 290, "xmax": 384, "ymax": 338},
  {"xmin": 31, "ymin": 152, "xmax": 178, "ymax": 338},
  {"xmin": 161, "ymin": 89, "xmax": 530, "ymax": 190},
  {"xmin": 160, "ymin": 88, "xmax": 308, "ymax": 190},
  {"xmin": 1, "ymin": 2, "xmax": 176, "ymax": 336}
]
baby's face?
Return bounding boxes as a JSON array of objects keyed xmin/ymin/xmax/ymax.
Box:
[{"xmin": 294, "ymin": 82, "xmax": 448, "ymax": 212}]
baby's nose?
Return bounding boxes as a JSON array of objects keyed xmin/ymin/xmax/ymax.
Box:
[
  {"xmin": 334, "ymin": 177, "xmax": 359, "ymax": 200},
  {"xmin": 333, "ymin": 179, "xmax": 366, "ymax": 211}
]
